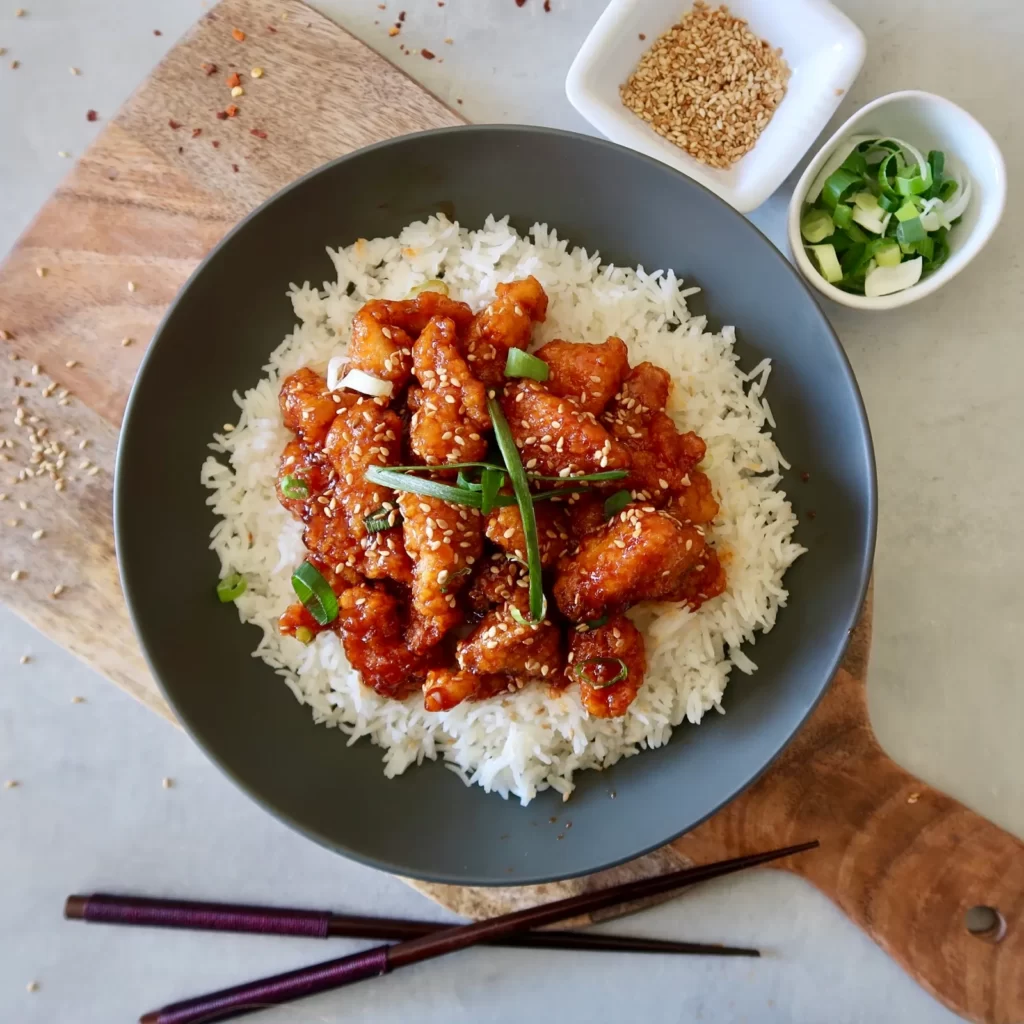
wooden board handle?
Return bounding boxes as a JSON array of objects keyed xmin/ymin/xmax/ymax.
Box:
[{"xmin": 677, "ymin": 664, "xmax": 1024, "ymax": 1024}]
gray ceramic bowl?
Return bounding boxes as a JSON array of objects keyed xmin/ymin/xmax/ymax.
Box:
[{"xmin": 116, "ymin": 125, "xmax": 875, "ymax": 886}]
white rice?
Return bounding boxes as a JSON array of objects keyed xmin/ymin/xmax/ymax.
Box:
[{"xmin": 201, "ymin": 214, "xmax": 805, "ymax": 805}]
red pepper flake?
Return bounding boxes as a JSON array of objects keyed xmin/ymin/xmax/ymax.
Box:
[
  {"xmin": 86, "ymin": 109, "xmax": 98, "ymax": 122},
  {"xmin": 638, "ymin": 32, "xmax": 646, "ymax": 40},
  {"xmin": 800, "ymin": 471, "xmax": 811, "ymax": 483},
  {"xmin": 544, "ymin": 0, "xmax": 551, "ymax": 9},
  {"xmin": 153, "ymin": 29, "xmax": 162, "ymax": 36},
  {"xmin": 515, "ymin": 0, "xmax": 526, "ymax": 6},
  {"xmin": 226, "ymin": 71, "xmax": 241, "ymax": 88},
  {"xmin": 456, "ymin": 98, "xmax": 463, "ymax": 105},
  {"xmin": 177, "ymin": 146, "xmax": 184, "ymax": 154},
  {"xmin": 191, "ymin": 127, "xmax": 202, "ymax": 138},
  {"xmin": 807, "ymin": 509, "xmax": 817, "ymax": 520},
  {"xmin": 438, "ymin": 1, "xmax": 445, "ymax": 5},
  {"xmin": 226, "ymin": 104, "xmax": 239, "ymax": 117},
  {"xmin": 250, "ymin": 127, "xmax": 268, "ymax": 139},
  {"xmin": 168, "ymin": 119, "xmax": 182, "ymax": 130},
  {"xmin": 398, "ymin": 10, "xmax": 406, "ymax": 20},
  {"xmin": 216, "ymin": 110, "xmax": 229, "ymax": 120},
  {"xmin": 203, "ymin": 62, "xmax": 219, "ymax": 76},
  {"xmin": 231, "ymin": 27, "xmax": 246, "ymax": 42},
  {"xmin": 421, "ymin": 48, "xmax": 435, "ymax": 59},
  {"xmin": 232, "ymin": 163, "xmax": 240, "ymax": 173},
  {"xmin": 212, "ymin": 140, "xmax": 220, "ymax": 148},
  {"xmin": 388, "ymin": 24, "xmax": 400, "ymax": 35},
  {"xmin": 266, "ymin": 24, "xmax": 277, "ymax": 33}
]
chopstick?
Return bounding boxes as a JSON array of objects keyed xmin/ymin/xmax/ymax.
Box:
[
  {"xmin": 64, "ymin": 893, "xmax": 758, "ymax": 958},
  {"xmin": 139, "ymin": 839, "xmax": 817, "ymax": 1024}
]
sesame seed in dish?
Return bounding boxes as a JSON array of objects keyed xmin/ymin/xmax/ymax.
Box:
[{"xmin": 620, "ymin": 2, "xmax": 789, "ymax": 170}]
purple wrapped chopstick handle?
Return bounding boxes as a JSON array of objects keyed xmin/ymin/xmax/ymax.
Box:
[
  {"xmin": 143, "ymin": 946, "xmax": 390, "ymax": 1024},
  {"xmin": 77, "ymin": 895, "xmax": 331, "ymax": 939}
]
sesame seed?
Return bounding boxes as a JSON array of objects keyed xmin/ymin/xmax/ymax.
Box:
[
  {"xmin": 10, "ymin": 569, "xmax": 24, "ymax": 581},
  {"xmin": 127, "ymin": 281, "xmax": 137, "ymax": 292},
  {"xmin": 30, "ymin": 528, "xmax": 43, "ymax": 540},
  {"xmin": 231, "ymin": 85, "xmax": 244, "ymax": 97},
  {"xmin": 65, "ymin": 359, "xmax": 78, "ymax": 369},
  {"xmin": 19, "ymin": 653, "xmax": 30, "ymax": 664},
  {"xmin": 251, "ymin": 66, "xmax": 264, "ymax": 78},
  {"xmin": 26, "ymin": 981, "xmax": 39, "ymax": 993},
  {"xmin": 70, "ymin": 65, "xmax": 80, "ymax": 75},
  {"xmin": 162, "ymin": 777, "xmax": 174, "ymax": 789},
  {"xmin": 51, "ymin": 584, "xmax": 64, "ymax": 598},
  {"xmin": 71, "ymin": 695, "xmax": 85, "ymax": 704},
  {"xmin": 4, "ymin": 779, "xmax": 18, "ymax": 788}
]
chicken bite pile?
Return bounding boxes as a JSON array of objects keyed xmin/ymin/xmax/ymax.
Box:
[{"xmin": 275, "ymin": 278, "xmax": 726, "ymax": 718}]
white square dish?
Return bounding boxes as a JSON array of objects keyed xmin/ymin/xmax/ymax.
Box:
[{"xmin": 566, "ymin": 0, "xmax": 866, "ymax": 213}]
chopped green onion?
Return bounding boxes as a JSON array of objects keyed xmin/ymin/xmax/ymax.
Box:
[
  {"xmin": 584, "ymin": 614, "xmax": 609, "ymax": 630},
  {"xmin": 831, "ymin": 203, "xmax": 853, "ymax": 230},
  {"xmin": 365, "ymin": 465, "xmax": 506, "ymax": 508},
  {"xmin": 808, "ymin": 244, "xmax": 843, "ymax": 284},
  {"xmin": 844, "ymin": 222, "xmax": 870, "ymax": 244},
  {"xmin": 821, "ymin": 167, "xmax": 862, "ymax": 209},
  {"xmin": 894, "ymin": 200, "xmax": 920, "ymax": 222},
  {"xmin": 294, "ymin": 626, "xmax": 314, "ymax": 645},
  {"xmin": 408, "ymin": 278, "xmax": 449, "ymax": 297},
  {"xmin": 840, "ymin": 150, "xmax": 868, "ymax": 176},
  {"xmin": 488, "ymin": 396, "xmax": 544, "ymax": 623},
  {"xmin": 216, "ymin": 573, "xmax": 246, "ymax": 603},
  {"xmin": 876, "ymin": 192, "xmax": 900, "ymax": 213},
  {"xmin": 896, "ymin": 217, "xmax": 927, "ymax": 246},
  {"xmin": 504, "ymin": 348, "xmax": 550, "ymax": 381},
  {"xmin": 938, "ymin": 179, "xmax": 959, "ymax": 202},
  {"xmin": 480, "ymin": 467, "xmax": 504, "ymax": 515},
  {"xmin": 873, "ymin": 239, "xmax": 902, "ymax": 268},
  {"xmin": 440, "ymin": 566, "xmax": 471, "ymax": 593},
  {"xmin": 574, "ymin": 657, "xmax": 629, "ymax": 689},
  {"xmin": 603, "ymin": 489, "xmax": 631, "ymax": 519},
  {"xmin": 895, "ymin": 163, "xmax": 932, "ymax": 196},
  {"xmin": 509, "ymin": 594, "xmax": 548, "ymax": 627},
  {"xmin": 457, "ymin": 469, "xmax": 484, "ymax": 491},
  {"xmin": 363, "ymin": 506, "xmax": 396, "ymax": 533},
  {"xmin": 928, "ymin": 150, "xmax": 944, "ymax": 183},
  {"xmin": 291, "ymin": 561, "xmax": 339, "ymax": 626},
  {"xmin": 280, "ymin": 475, "xmax": 309, "ymax": 500},
  {"xmin": 800, "ymin": 208, "xmax": 833, "ymax": 244},
  {"xmin": 912, "ymin": 235, "xmax": 935, "ymax": 261},
  {"xmin": 387, "ymin": 461, "xmax": 498, "ymax": 473}
]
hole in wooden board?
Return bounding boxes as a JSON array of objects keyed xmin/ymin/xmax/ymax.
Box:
[{"xmin": 964, "ymin": 905, "xmax": 1006, "ymax": 943}]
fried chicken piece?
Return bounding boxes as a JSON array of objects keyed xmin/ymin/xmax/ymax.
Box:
[
  {"xmin": 534, "ymin": 337, "xmax": 630, "ymax": 416},
  {"xmin": 408, "ymin": 315, "xmax": 491, "ymax": 468},
  {"xmin": 484, "ymin": 500, "xmax": 571, "ymax": 568},
  {"xmin": 465, "ymin": 552, "xmax": 526, "ymax": 616},
  {"xmin": 347, "ymin": 292, "xmax": 475, "ymax": 393},
  {"xmin": 279, "ymin": 367, "xmax": 340, "ymax": 445},
  {"xmin": 663, "ymin": 544, "xmax": 728, "ymax": 609},
  {"xmin": 565, "ymin": 493, "xmax": 608, "ymax": 541},
  {"xmin": 276, "ymin": 439, "xmax": 333, "ymax": 520},
  {"xmin": 603, "ymin": 363, "xmax": 706, "ymax": 500},
  {"xmin": 465, "ymin": 276, "xmax": 548, "ymax": 384},
  {"xmin": 673, "ymin": 470, "xmax": 719, "ymax": 526},
  {"xmin": 316, "ymin": 399, "xmax": 412, "ymax": 583},
  {"xmin": 422, "ymin": 667, "xmax": 509, "ymax": 712},
  {"xmin": 336, "ymin": 585, "xmax": 441, "ymax": 700},
  {"xmin": 553, "ymin": 506, "xmax": 707, "ymax": 622},
  {"xmin": 568, "ymin": 615, "xmax": 646, "ymax": 718},
  {"xmin": 501, "ymin": 380, "xmax": 631, "ymax": 479},
  {"xmin": 400, "ymin": 492, "xmax": 483, "ymax": 641},
  {"xmin": 456, "ymin": 601, "xmax": 562, "ymax": 680}
]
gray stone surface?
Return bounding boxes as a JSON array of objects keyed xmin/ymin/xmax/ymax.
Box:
[{"xmin": 1, "ymin": 1, "xmax": 1018, "ymax": 1021}]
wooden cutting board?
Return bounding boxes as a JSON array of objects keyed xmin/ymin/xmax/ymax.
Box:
[{"xmin": 0, "ymin": 4, "xmax": 1019, "ymax": 1022}]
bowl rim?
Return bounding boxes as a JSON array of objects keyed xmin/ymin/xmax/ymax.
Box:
[
  {"xmin": 565, "ymin": 0, "xmax": 867, "ymax": 213},
  {"xmin": 115, "ymin": 123, "xmax": 877, "ymax": 885},
  {"xmin": 786, "ymin": 89, "xmax": 1008, "ymax": 311}
]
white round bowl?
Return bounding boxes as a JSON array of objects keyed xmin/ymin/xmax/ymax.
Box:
[{"xmin": 787, "ymin": 90, "xmax": 1006, "ymax": 311}]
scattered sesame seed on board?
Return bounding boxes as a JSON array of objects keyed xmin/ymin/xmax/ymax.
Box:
[
  {"xmin": 250, "ymin": 66, "xmax": 264, "ymax": 78},
  {"xmin": 35, "ymin": 267, "xmax": 47, "ymax": 278},
  {"xmin": 4, "ymin": 779, "xmax": 19, "ymax": 789},
  {"xmin": 127, "ymin": 280, "xmax": 137, "ymax": 292},
  {"xmin": 231, "ymin": 85, "xmax": 244, "ymax": 97},
  {"xmin": 121, "ymin": 336, "xmax": 132, "ymax": 347},
  {"xmin": 162, "ymin": 777, "xmax": 174, "ymax": 789},
  {"xmin": 71, "ymin": 695, "xmax": 85, "ymax": 704},
  {"xmin": 10, "ymin": 569, "xmax": 25, "ymax": 581},
  {"xmin": 26, "ymin": 981, "xmax": 39, "ymax": 993},
  {"xmin": 19, "ymin": 653, "xmax": 30, "ymax": 663},
  {"xmin": 620, "ymin": 1, "xmax": 790, "ymax": 169},
  {"xmin": 69, "ymin": 66, "xmax": 80, "ymax": 75},
  {"xmin": 15, "ymin": 7, "xmax": 25, "ymax": 16},
  {"xmin": 65, "ymin": 359, "xmax": 78, "ymax": 368},
  {"xmin": 51, "ymin": 584, "xmax": 65, "ymax": 598}
]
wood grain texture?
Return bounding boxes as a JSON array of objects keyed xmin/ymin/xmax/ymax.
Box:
[{"xmin": 0, "ymin": 5, "xmax": 1019, "ymax": 1021}]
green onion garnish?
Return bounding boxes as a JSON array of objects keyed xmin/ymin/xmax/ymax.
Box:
[
  {"xmin": 280, "ymin": 475, "xmax": 309, "ymax": 500},
  {"xmin": 573, "ymin": 657, "xmax": 628, "ymax": 688},
  {"xmin": 291, "ymin": 561, "xmax": 339, "ymax": 626},
  {"xmin": 584, "ymin": 614, "xmax": 609, "ymax": 630},
  {"xmin": 488, "ymin": 396, "xmax": 544, "ymax": 623},
  {"xmin": 407, "ymin": 278, "xmax": 448, "ymax": 297},
  {"xmin": 216, "ymin": 573, "xmax": 247, "ymax": 603},
  {"xmin": 480, "ymin": 467, "xmax": 504, "ymax": 515},
  {"xmin": 365, "ymin": 465, "xmax": 509, "ymax": 508},
  {"xmin": 527, "ymin": 470, "xmax": 628, "ymax": 483},
  {"xmin": 509, "ymin": 594, "xmax": 547, "ymax": 627},
  {"xmin": 440, "ymin": 566, "xmax": 471, "ymax": 593},
  {"xmin": 457, "ymin": 469, "xmax": 484, "ymax": 491},
  {"xmin": 603, "ymin": 489, "xmax": 631, "ymax": 519},
  {"xmin": 363, "ymin": 506, "xmax": 396, "ymax": 533},
  {"xmin": 504, "ymin": 348, "xmax": 550, "ymax": 381},
  {"xmin": 802, "ymin": 135, "xmax": 968, "ymax": 295}
]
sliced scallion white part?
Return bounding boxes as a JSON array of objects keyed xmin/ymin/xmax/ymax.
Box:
[
  {"xmin": 335, "ymin": 368, "xmax": 394, "ymax": 398},
  {"xmin": 800, "ymin": 208, "xmax": 833, "ymax": 244},
  {"xmin": 864, "ymin": 257, "xmax": 923, "ymax": 297},
  {"xmin": 807, "ymin": 244, "xmax": 843, "ymax": 284}
]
